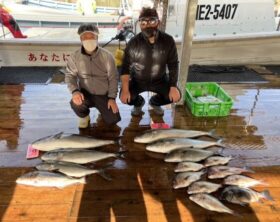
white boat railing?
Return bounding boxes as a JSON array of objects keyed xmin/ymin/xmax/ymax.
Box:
[{"xmin": 25, "ymin": 0, "xmax": 119, "ymax": 13}]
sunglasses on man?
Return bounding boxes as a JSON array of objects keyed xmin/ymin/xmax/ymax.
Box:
[{"xmin": 138, "ymin": 17, "xmax": 159, "ymax": 26}]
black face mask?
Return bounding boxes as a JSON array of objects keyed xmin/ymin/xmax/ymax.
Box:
[{"xmin": 142, "ymin": 27, "xmax": 157, "ymax": 38}]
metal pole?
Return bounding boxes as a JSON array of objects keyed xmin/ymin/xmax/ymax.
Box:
[
  {"xmin": 177, "ymin": 0, "xmax": 198, "ymax": 105},
  {"xmin": 0, "ymin": 17, "xmax": 5, "ymax": 39}
]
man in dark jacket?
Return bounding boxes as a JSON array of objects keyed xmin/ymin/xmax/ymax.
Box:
[
  {"xmin": 65, "ymin": 23, "xmax": 121, "ymax": 128},
  {"xmin": 120, "ymin": 7, "xmax": 181, "ymax": 116}
]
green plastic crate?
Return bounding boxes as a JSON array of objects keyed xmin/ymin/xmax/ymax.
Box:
[{"xmin": 185, "ymin": 82, "xmax": 233, "ymax": 117}]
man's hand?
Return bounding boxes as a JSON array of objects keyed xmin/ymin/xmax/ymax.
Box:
[
  {"xmin": 169, "ymin": 87, "xmax": 181, "ymax": 103},
  {"xmin": 72, "ymin": 91, "xmax": 84, "ymax": 105},
  {"xmin": 108, "ymin": 99, "xmax": 119, "ymax": 113},
  {"xmin": 120, "ymin": 89, "xmax": 131, "ymax": 104}
]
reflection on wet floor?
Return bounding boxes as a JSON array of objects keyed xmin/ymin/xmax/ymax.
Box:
[
  {"xmin": 0, "ymin": 74, "xmax": 279, "ymax": 221},
  {"xmin": 0, "ymin": 76, "xmax": 279, "ymax": 167}
]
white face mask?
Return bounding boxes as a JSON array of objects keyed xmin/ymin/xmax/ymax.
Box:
[{"xmin": 82, "ymin": 39, "xmax": 97, "ymax": 52}]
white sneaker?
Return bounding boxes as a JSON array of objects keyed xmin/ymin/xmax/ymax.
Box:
[{"xmin": 79, "ymin": 115, "xmax": 90, "ymax": 128}]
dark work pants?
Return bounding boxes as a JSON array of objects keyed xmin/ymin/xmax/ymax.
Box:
[
  {"xmin": 70, "ymin": 89, "xmax": 121, "ymax": 125},
  {"xmin": 124, "ymin": 77, "xmax": 182, "ymax": 107}
]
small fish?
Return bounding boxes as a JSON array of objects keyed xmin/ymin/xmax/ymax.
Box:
[
  {"xmin": 32, "ymin": 132, "xmax": 115, "ymax": 151},
  {"xmin": 41, "ymin": 149, "xmax": 123, "ymax": 164},
  {"xmin": 134, "ymin": 129, "xmax": 219, "ymax": 143},
  {"xmin": 208, "ymin": 166, "xmax": 254, "ymax": 179},
  {"xmin": 174, "ymin": 162, "xmax": 205, "ymax": 172},
  {"xmin": 165, "ymin": 148, "xmax": 214, "ymax": 163},
  {"xmin": 221, "ymin": 186, "xmax": 274, "ymax": 205},
  {"xmin": 36, "ymin": 161, "xmax": 111, "ymax": 180},
  {"xmin": 173, "ymin": 170, "xmax": 205, "ymax": 189},
  {"xmin": 224, "ymin": 175, "xmax": 266, "ymax": 188},
  {"xmin": 16, "ymin": 171, "xmax": 86, "ymax": 188},
  {"xmin": 146, "ymin": 138, "xmax": 224, "ymax": 153},
  {"xmin": 204, "ymin": 156, "xmax": 232, "ymax": 167},
  {"xmin": 189, "ymin": 193, "xmax": 236, "ymax": 215},
  {"xmin": 187, "ymin": 181, "xmax": 222, "ymax": 194}
]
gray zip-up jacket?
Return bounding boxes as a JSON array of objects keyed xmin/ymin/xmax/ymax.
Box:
[{"xmin": 65, "ymin": 46, "xmax": 118, "ymax": 99}]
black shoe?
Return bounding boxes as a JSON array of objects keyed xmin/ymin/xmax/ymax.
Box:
[
  {"xmin": 131, "ymin": 100, "xmax": 145, "ymax": 116},
  {"xmin": 149, "ymin": 103, "xmax": 164, "ymax": 116}
]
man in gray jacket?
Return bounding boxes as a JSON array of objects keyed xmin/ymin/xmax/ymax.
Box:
[{"xmin": 65, "ymin": 23, "xmax": 121, "ymax": 128}]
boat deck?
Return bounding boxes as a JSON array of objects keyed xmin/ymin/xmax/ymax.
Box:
[{"xmin": 0, "ymin": 72, "xmax": 280, "ymax": 221}]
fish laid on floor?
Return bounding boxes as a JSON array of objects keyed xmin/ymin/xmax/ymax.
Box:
[
  {"xmin": 146, "ymin": 138, "xmax": 224, "ymax": 153},
  {"xmin": 173, "ymin": 170, "xmax": 205, "ymax": 189},
  {"xmin": 134, "ymin": 129, "xmax": 219, "ymax": 143},
  {"xmin": 32, "ymin": 132, "xmax": 115, "ymax": 151},
  {"xmin": 16, "ymin": 171, "xmax": 85, "ymax": 188},
  {"xmin": 204, "ymin": 156, "xmax": 233, "ymax": 167},
  {"xmin": 189, "ymin": 193, "xmax": 236, "ymax": 215},
  {"xmin": 208, "ymin": 166, "xmax": 254, "ymax": 179},
  {"xmin": 220, "ymin": 186, "xmax": 274, "ymax": 205},
  {"xmin": 41, "ymin": 149, "xmax": 123, "ymax": 164},
  {"xmin": 36, "ymin": 161, "xmax": 111, "ymax": 180},
  {"xmin": 165, "ymin": 148, "xmax": 214, "ymax": 163},
  {"xmin": 187, "ymin": 181, "xmax": 222, "ymax": 194},
  {"xmin": 224, "ymin": 175, "xmax": 266, "ymax": 188},
  {"xmin": 174, "ymin": 162, "xmax": 205, "ymax": 172}
]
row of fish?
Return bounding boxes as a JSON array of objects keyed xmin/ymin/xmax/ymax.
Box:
[
  {"xmin": 17, "ymin": 133, "xmax": 120, "ymax": 188},
  {"xmin": 134, "ymin": 128, "xmax": 273, "ymax": 215}
]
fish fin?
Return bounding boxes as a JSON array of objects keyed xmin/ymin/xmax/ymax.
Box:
[
  {"xmin": 261, "ymin": 190, "xmax": 274, "ymax": 201},
  {"xmin": 53, "ymin": 132, "xmax": 64, "ymax": 139},
  {"xmin": 208, "ymin": 129, "xmax": 221, "ymax": 140},
  {"xmin": 31, "ymin": 132, "xmax": 63, "ymax": 144},
  {"xmin": 98, "ymin": 169, "xmax": 112, "ymax": 181},
  {"xmin": 243, "ymin": 166, "xmax": 255, "ymax": 173},
  {"xmin": 200, "ymin": 169, "xmax": 208, "ymax": 175}
]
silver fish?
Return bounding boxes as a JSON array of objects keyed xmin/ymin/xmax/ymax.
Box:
[
  {"xmin": 173, "ymin": 170, "xmax": 205, "ymax": 189},
  {"xmin": 134, "ymin": 129, "xmax": 219, "ymax": 143},
  {"xmin": 146, "ymin": 138, "xmax": 224, "ymax": 153},
  {"xmin": 32, "ymin": 132, "xmax": 115, "ymax": 151},
  {"xmin": 224, "ymin": 175, "xmax": 266, "ymax": 188},
  {"xmin": 174, "ymin": 162, "xmax": 205, "ymax": 172},
  {"xmin": 187, "ymin": 181, "xmax": 222, "ymax": 194},
  {"xmin": 189, "ymin": 193, "xmax": 236, "ymax": 215},
  {"xmin": 165, "ymin": 148, "xmax": 214, "ymax": 163},
  {"xmin": 221, "ymin": 186, "xmax": 274, "ymax": 205},
  {"xmin": 204, "ymin": 156, "xmax": 232, "ymax": 167},
  {"xmin": 36, "ymin": 161, "xmax": 111, "ymax": 179},
  {"xmin": 41, "ymin": 149, "xmax": 121, "ymax": 164},
  {"xmin": 16, "ymin": 171, "xmax": 85, "ymax": 188},
  {"xmin": 208, "ymin": 166, "xmax": 254, "ymax": 179}
]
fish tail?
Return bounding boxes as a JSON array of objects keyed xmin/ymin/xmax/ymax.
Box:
[
  {"xmin": 260, "ymin": 180, "xmax": 269, "ymax": 186},
  {"xmin": 216, "ymin": 139, "xmax": 226, "ymax": 148},
  {"xmin": 261, "ymin": 190, "xmax": 274, "ymax": 201},
  {"xmin": 98, "ymin": 169, "xmax": 112, "ymax": 181},
  {"xmin": 243, "ymin": 166, "xmax": 255, "ymax": 173},
  {"xmin": 114, "ymin": 137, "xmax": 121, "ymax": 145},
  {"xmin": 208, "ymin": 129, "xmax": 221, "ymax": 140},
  {"xmin": 231, "ymin": 211, "xmax": 243, "ymax": 218},
  {"xmin": 117, "ymin": 150, "xmax": 127, "ymax": 159}
]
